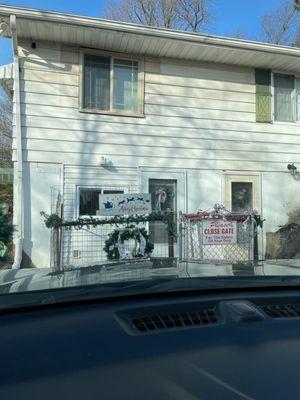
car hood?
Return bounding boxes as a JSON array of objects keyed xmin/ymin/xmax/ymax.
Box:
[
  {"xmin": 0, "ymin": 260, "xmax": 180, "ymax": 293},
  {"xmin": 1, "ymin": 259, "xmax": 300, "ymax": 295}
]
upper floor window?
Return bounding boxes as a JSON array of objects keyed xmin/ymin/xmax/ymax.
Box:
[
  {"xmin": 274, "ymin": 73, "xmax": 300, "ymax": 122},
  {"xmin": 81, "ymin": 51, "xmax": 144, "ymax": 116}
]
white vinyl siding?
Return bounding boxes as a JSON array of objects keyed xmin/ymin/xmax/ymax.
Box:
[{"xmin": 14, "ymin": 39, "xmax": 300, "ymax": 174}]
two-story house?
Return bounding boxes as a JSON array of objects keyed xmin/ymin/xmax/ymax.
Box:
[{"xmin": 1, "ymin": 5, "xmax": 300, "ymax": 268}]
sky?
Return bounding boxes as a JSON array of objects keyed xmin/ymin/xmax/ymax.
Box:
[{"xmin": 0, "ymin": 0, "xmax": 285, "ymax": 66}]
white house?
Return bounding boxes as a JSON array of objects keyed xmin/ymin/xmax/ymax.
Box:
[{"xmin": 1, "ymin": 5, "xmax": 300, "ymax": 268}]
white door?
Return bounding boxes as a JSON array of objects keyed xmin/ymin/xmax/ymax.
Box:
[
  {"xmin": 140, "ymin": 170, "xmax": 186, "ymax": 258},
  {"xmin": 224, "ymin": 173, "xmax": 262, "ymax": 261}
]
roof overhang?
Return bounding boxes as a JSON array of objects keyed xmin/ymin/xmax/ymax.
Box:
[
  {"xmin": 1, "ymin": 5, "xmax": 300, "ymax": 73},
  {"xmin": 0, "ymin": 63, "xmax": 13, "ymax": 96}
]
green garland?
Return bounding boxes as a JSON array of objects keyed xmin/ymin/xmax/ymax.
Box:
[
  {"xmin": 40, "ymin": 211, "xmax": 176, "ymax": 236},
  {"xmin": 104, "ymin": 225, "xmax": 154, "ymax": 260}
]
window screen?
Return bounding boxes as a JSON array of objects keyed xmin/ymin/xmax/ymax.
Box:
[
  {"xmin": 83, "ymin": 54, "xmax": 139, "ymax": 113},
  {"xmin": 83, "ymin": 55, "xmax": 110, "ymax": 110},
  {"xmin": 274, "ymin": 73, "xmax": 294, "ymax": 122},
  {"xmin": 113, "ymin": 59, "xmax": 139, "ymax": 112}
]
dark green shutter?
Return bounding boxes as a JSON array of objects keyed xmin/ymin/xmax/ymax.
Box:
[{"xmin": 255, "ymin": 69, "xmax": 272, "ymax": 122}]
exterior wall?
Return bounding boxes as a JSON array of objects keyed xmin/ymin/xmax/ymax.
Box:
[
  {"xmin": 14, "ymin": 39, "xmax": 300, "ymax": 267},
  {"xmin": 22, "ymin": 162, "xmax": 62, "ymax": 267}
]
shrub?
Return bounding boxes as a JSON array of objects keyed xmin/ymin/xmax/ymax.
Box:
[{"xmin": 0, "ymin": 205, "xmax": 13, "ymax": 261}]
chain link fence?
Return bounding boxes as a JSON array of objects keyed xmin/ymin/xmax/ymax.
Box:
[{"xmin": 179, "ymin": 217, "xmax": 257, "ymax": 264}]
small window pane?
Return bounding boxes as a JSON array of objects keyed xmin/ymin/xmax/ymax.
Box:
[
  {"xmin": 79, "ymin": 188, "xmax": 102, "ymax": 216},
  {"xmin": 113, "ymin": 59, "xmax": 139, "ymax": 112},
  {"xmin": 83, "ymin": 55, "xmax": 110, "ymax": 110},
  {"xmin": 274, "ymin": 73, "xmax": 294, "ymax": 122},
  {"xmin": 231, "ymin": 182, "xmax": 253, "ymax": 212},
  {"xmin": 79, "ymin": 189, "xmax": 125, "ymax": 216}
]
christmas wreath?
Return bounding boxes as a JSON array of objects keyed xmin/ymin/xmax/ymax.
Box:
[{"xmin": 104, "ymin": 225, "xmax": 154, "ymax": 260}]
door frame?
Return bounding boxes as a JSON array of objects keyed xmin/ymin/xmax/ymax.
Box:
[
  {"xmin": 224, "ymin": 171, "xmax": 263, "ymax": 261},
  {"xmin": 224, "ymin": 172, "xmax": 261, "ymax": 213},
  {"xmin": 138, "ymin": 168, "xmax": 187, "ymax": 213},
  {"xmin": 138, "ymin": 168, "xmax": 187, "ymax": 257}
]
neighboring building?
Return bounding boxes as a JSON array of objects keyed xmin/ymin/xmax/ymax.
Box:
[{"xmin": 1, "ymin": 5, "xmax": 300, "ymax": 267}]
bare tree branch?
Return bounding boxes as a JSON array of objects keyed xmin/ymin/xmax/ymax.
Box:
[
  {"xmin": 260, "ymin": 0, "xmax": 300, "ymax": 45},
  {"xmin": 103, "ymin": 0, "xmax": 214, "ymax": 32}
]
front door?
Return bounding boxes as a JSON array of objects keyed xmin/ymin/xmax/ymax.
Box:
[
  {"xmin": 224, "ymin": 173, "xmax": 261, "ymax": 261},
  {"xmin": 140, "ymin": 170, "xmax": 186, "ymax": 258}
]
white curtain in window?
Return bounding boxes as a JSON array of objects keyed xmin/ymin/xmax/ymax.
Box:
[
  {"xmin": 113, "ymin": 59, "xmax": 138, "ymax": 112},
  {"xmin": 274, "ymin": 74, "xmax": 294, "ymax": 122}
]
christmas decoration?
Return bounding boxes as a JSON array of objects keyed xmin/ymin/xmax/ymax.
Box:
[
  {"xmin": 40, "ymin": 211, "xmax": 176, "ymax": 236},
  {"xmin": 179, "ymin": 203, "xmax": 264, "ymax": 228},
  {"xmin": 103, "ymin": 225, "xmax": 154, "ymax": 260}
]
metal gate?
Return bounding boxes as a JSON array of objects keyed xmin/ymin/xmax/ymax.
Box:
[{"xmin": 179, "ymin": 211, "xmax": 258, "ymax": 264}]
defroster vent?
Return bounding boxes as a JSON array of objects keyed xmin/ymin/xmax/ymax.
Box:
[
  {"xmin": 260, "ymin": 304, "xmax": 300, "ymax": 319},
  {"xmin": 132, "ymin": 309, "xmax": 218, "ymax": 333}
]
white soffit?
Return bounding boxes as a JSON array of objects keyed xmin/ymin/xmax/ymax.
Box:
[{"xmin": 1, "ymin": 5, "xmax": 300, "ymax": 73}]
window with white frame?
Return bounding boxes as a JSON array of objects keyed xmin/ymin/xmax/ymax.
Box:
[
  {"xmin": 81, "ymin": 51, "xmax": 143, "ymax": 115},
  {"xmin": 273, "ymin": 73, "xmax": 300, "ymax": 122},
  {"xmin": 224, "ymin": 174, "xmax": 260, "ymax": 213},
  {"xmin": 79, "ymin": 188, "xmax": 124, "ymax": 216}
]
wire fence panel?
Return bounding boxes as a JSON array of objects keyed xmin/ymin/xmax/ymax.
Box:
[
  {"xmin": 50, "ymin": 186, "xmax": 259, "ymax": 269},
  {"xmin": 62, "ymin": 224, "xmax": 141, "ymax": 268},
  {"xmin": 52, "ymin": 185, "xmax": 174, "ymax": 269},
  {"xmin": 179, "ymin": 218, "xmax": 256, "ymax": 264}
]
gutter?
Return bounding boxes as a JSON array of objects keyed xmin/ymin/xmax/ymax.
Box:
[
  {"xmin": 10, "ymin": 14, "xmax": 23, "ymax": 269},
  {"xmin": 1, "ymin": 5, "xmax": 300, "ymax": 59}
]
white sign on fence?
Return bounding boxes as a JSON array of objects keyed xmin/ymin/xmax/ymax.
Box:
[
  {"xmin": 98, "ymin": 193, "xmax": 152, "ymax": 216},
  {"xmin": 202, "ymin": 220, "xmax": 237, "ymax": 245}
]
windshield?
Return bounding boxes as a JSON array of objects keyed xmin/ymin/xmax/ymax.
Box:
[{"xmin": 2, "ymin": 1, "xmax": 300, "ymax": 301}]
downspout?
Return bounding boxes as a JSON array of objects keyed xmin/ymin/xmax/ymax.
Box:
[{"xmin": 10, "ymin": 15, "xmax": 23, "ymax": 269}]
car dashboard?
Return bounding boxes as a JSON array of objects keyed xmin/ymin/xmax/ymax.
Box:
[{"xmin": 1, "ymin": 287, "xmax": 300, "ymax": 399}]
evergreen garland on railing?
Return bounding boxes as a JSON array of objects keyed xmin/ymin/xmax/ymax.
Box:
[{"xmin": 40, "ymin": 211, "xmax": 177, "ymax": 236}]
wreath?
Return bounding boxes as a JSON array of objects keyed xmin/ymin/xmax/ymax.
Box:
[{"xmin": 104, "ymin": 225, "xmax": 154, "ymax": 260}]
